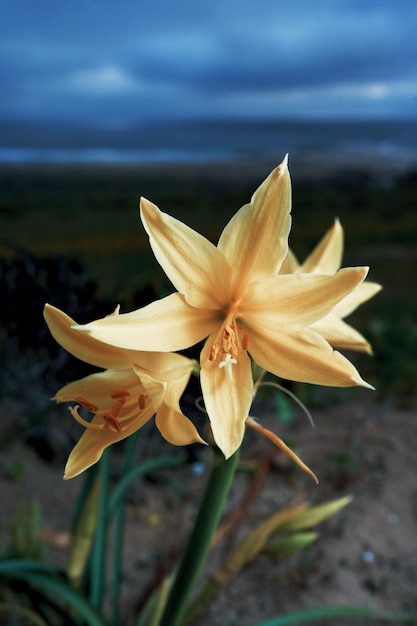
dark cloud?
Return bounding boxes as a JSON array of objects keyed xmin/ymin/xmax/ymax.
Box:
[{"xmin": 1, "ymin": 0, "xmax": 416, "ymax": 123}]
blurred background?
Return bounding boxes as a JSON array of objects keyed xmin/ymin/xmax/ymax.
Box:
[
  {"xmin": 1, "ymin": 0, "xmax": 417, "ymax": 164},
  {"xmin": 0, "ymin": 1, "xmax": 416, "ymax": 623}
]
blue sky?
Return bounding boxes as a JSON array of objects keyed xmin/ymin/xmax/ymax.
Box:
[{"xmin": 1, "ymin": 0, "xmax": 417, "ymax": 128}]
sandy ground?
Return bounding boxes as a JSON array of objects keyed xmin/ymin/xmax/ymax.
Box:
[{"xmin": 1, "ymin": 390, "xmax": 416, "ymax": 625}]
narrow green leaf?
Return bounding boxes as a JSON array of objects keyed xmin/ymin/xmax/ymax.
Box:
[
  {"xmin": 107, "ymin": 454, "xmax": 184, "ymax": 519},
  {"xmin": 252, "ymin": 605, "xmax": 417, "ymax": 625},
  {"xmin": 261, "ymin": 532, "xmax": 317, "ymax": 558},
  {"xmin": 68, "ymin": 480, "xmax": 100, "ymax": 589},
  {"xmin": 0, "ymin": 603, "xmax": 48, "ymax": 626},
  {"xmin": 22, "ymin": 572, "xmax": 109, "ymax": 626},
  {"xmin": 276, "ymin": 496, "xmax": 352, "ymax": 534}
]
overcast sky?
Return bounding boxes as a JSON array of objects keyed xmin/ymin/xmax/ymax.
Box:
[{"xmin": 1, "ymin": 0, "xmax": 417, "ymax": 128}]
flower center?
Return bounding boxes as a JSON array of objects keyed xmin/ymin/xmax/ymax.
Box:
[
  {"xmin": 69, "ymin": 389, "xmax": 147, "ymax": 433},
  {"xmin": 209, "ymin": 322, "xmax": 249, "ymax": 381}
]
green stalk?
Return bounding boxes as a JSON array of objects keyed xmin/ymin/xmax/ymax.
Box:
[
  {"xmin": 158, "ymin": 447, "xmax": 240, "ymax": 626},
  {"xmin": 110, "ymin": 430, "xmax": 140, "ymax": 625},
  {"xmin": 90, "ymin": 447, "xmax": 110, "ymax": 611}
]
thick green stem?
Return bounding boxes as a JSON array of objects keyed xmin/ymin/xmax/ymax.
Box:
[
  {"xmin": 111, "ymin": 430, "xmax": 140, "ymax": 625},
  {"xmin": 158, "ymin": 448, "xmax": 240, "ymax": 626},
  {"xmin": 90, "ymin": 447, "xmax": 110, "ymax": 611}
]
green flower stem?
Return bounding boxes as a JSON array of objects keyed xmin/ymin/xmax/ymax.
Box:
[
  {"xmin": 90, "ymin": 447, "xmax": 110, "ymax": 611},
  {"xmin": 158, "ymin": 447, "xmax": 240, "ymax": 626},
  {"xmin": 110, "ymin": 430, "xmax": 140, "ymax": 625}
]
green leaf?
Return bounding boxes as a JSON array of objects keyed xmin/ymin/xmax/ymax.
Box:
[
  {"xmin": 261, "ymin": 532, "xmax": 318, "ymax": 558},
  {"xmin": 252, "ymin": 605, "xmax": 417, "ymax": 625},
  {"xmin": 0, "ymin": 560, "xmax": 109, "ymax": 626},
  {"xmin": 276, "ymin": 496, "xmax": 352, "ymax": 534}
]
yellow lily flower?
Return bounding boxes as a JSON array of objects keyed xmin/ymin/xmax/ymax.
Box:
[
  {"xmin": 282, "ymin": 219, "xmax": 382, "ymax": 353},
  {"xmin": 73, "ymin": 156, "xmax": 372, "ymax": 459},
  {"xmin": 44, "ymin": 304, "xmax": 204, "ymax": 478}
]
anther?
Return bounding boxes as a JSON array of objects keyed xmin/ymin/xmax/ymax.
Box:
[
  {"xmin": 209, "ymin": 343, "xmax": 220, "ymax": 361},
  {"xmin": 103, "ymin": 414, "xmax": 123, "ymax": 433},
  {"xmin": 138, "ymin": 394, "xmax": 147, "ymax": 410},
  {"xmin": 222, "ymin": 325, "xmax": 238, "ymax": 359},
  {"xmin": 241, "ymin": 334, "xmax": 249, "ymax": 351},
  {"xmin": 75, "ymin": 396, "xmax": 99, "ymax": 413},
  {"xmin": 110, "ymin": 390, "xmax": 130, "ymax": 399}
]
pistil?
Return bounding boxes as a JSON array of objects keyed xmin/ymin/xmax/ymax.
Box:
[{"xmin": 209, "ymin": 322, "xmax": 249, "ymax": 382}]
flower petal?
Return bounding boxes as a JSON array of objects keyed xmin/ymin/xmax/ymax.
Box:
[
  {"xmin": 332, "ymin": 281, "xmax": 382, "ymax": 319},
  {"xmin": 64, "ymin": 404, "xmax": 154, "ymax": 478},
  {"xmin": 299, "ymin": 219, "xmax": 343, "ymax": 274},
  {"xmin": 246, "ymin": 417, "xmax": 318, "ymax": 483},
  {"xmin": 200, "ymin": 330, "xmax": 253, "ymax": 458},
  {"xmin": 57, "ymin": 369, "xmax": 154, "ymax": 479},
  {"xmin": 217, "ymin": 156, "xmax": 292, "ymax": 286},
  {"xmin": 44, "ymin": 304, "xmax": 132, "ymax": 369},
  {"xmin": 140, "ymin": 197, "xmax": 232, "ymax": 309},
  {"xmin": 242, "ymin": 267, "xmax": 369, "ymax": 328},
  {"xmin": 54, "ymin": 369, "xmax": 142, "ymax": 404},
  {"xmin": 155, "ymin": 404, "xmax": 206, "ymax": 445},
  {"xmin": 280, "ymin": 248, "xmax": 299, "ymax": 274},
  {"xmin": 245, "ymin": 321, "xmax": 373, "ymax": 388},
  {"xmin": 74, "ymin": 292, "xmax": 218, "ymax": 352},
  {"xmin": 44, "ymin": 303, "xmax": 197, "ymax": 374},
  {"xmin": 311, "ymin": 314, "xmax": 373, "ymax": 354}
]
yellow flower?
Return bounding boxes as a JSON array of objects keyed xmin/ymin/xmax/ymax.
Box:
[
  {"xmin": 281, "ymin": 219, "xmax": 382, "ymax": 353},
  {"xmin": 73, "ymin": 156, "xmax": 372, "ymax": 459},
  {"xmin": 44, "ymin": 304, "xmax": 204, "ymax": 478}
]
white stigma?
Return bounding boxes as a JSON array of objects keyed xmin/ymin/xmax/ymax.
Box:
[{"xmin": 219, "ymin": 353, "xmax": 238, "ymax": 382}]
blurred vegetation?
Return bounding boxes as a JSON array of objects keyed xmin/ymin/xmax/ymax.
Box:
[{"xmin": 0, "ymin": 162, "xmax": 416, "ymax": 409}]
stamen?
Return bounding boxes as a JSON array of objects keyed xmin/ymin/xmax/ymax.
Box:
[
  {"xmin": 209, "ymin": 343, "xmax": 220, "ymax": 361},
  {"xmin": 103, "ymin": 414, "xmax": 123, "ymax": 433},
  {"xmin": 219, "ymin": 353, "xmax": 238, "ymax": 382},
  {"xmin": 108, "ymin": 398, "xmax": 126, "ymax": 417},
  {"xmin": 138, "ymin": 394, "xmax": 147, "ymax": 410},
  {"xmin": 69, "ymin": 406, "xmax": 104, "ymax": 430},
  {"xmin": 70, "ymin": 393, "xmax": 127, "ymax": 434},
  {"xmin": 223, "ymin": 325, "xmax": 238, "ymax": 358},
  {"xmin": 111, "ymin": 390, "xmax": 130, "ymax": 399},
  {"xmin": 241, "ymin": 334, "xmax": 249, "ymax": 351},
  {"xmin": 75, "ymin": 396, "xmax": 99, "ymax": 413}
]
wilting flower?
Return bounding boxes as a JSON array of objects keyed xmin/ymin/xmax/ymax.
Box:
[
  {"xmin": 73, "ymin": 156, "xmax": 372, "ymax": 459},
  {"xmin": 281, "ymin": 219, "xmax": 381, "ymax": 353},
  {"xmin": 44, "ymin": 304, "xmax": 204, "ymax": 478}
]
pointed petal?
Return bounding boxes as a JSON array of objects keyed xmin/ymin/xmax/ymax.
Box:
[
  {"xmin": 312, "ymin": 314, "xmax": 373, "ymax": 354},
  {"xmin": 200, "ymin": 331, "xmax": 253, "ymax": 459},
  {"xmin": 59, "ymin": 369, "xmax": 154, "ymax": 479},
  {"xmin": 280, "ymin": 248, "xmax": 300, "ymax": 274},
  {"xmin": 140, "ymin": 197, "xmax": 232, "ymax": 309},
  {"xmin": 132, "ymin": 370, "xmax": 167, "ymax": 411},
  {"xmin": 133, "ymin": 358, "xmax": 192, "ymax": 415},
  {"xmin": 218, "ymin": 156, "xmax": 292, "ymax": 285},
  {"xmin": 300, "ymin": 219, "xmax": 344, "ymax": 274},
  {"xmin": 54, "ymin": 369, "xmax": 142, "ymax": 404},
  {"xmin": 45, "ymin": 303, "xmax": 193, "ymax": 373},
  {"xmin": 243, "ymin": 267, "xmax": 369, "ymax": 327},
  {"xmin": 245, "ymin": 321, "xmax": 372, "ymax": 388},
  {"xmin": 246, "ymin": 417, "xmax": 318, "ymax": 483},
  {"xmin": 155, "ymin": 360, "xmax": 194, "ymax": 413},
  {"xmin": 74, "ymin": 292, "xmax": 218, "ymax": 352},
  {"xmin": 332, "ymin": 281, "xmax": 382, "ymax": 319},
  {"xmin": 44, "ymin": 304, "xmax": 133, "ymax": 369},
  {"xmin": 155, "ymin": 404, "xmax": 206, "ymax": 445},
  {"xmin": 64, "ymin": 404, "xmax": 154, "ymax": 478}
]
